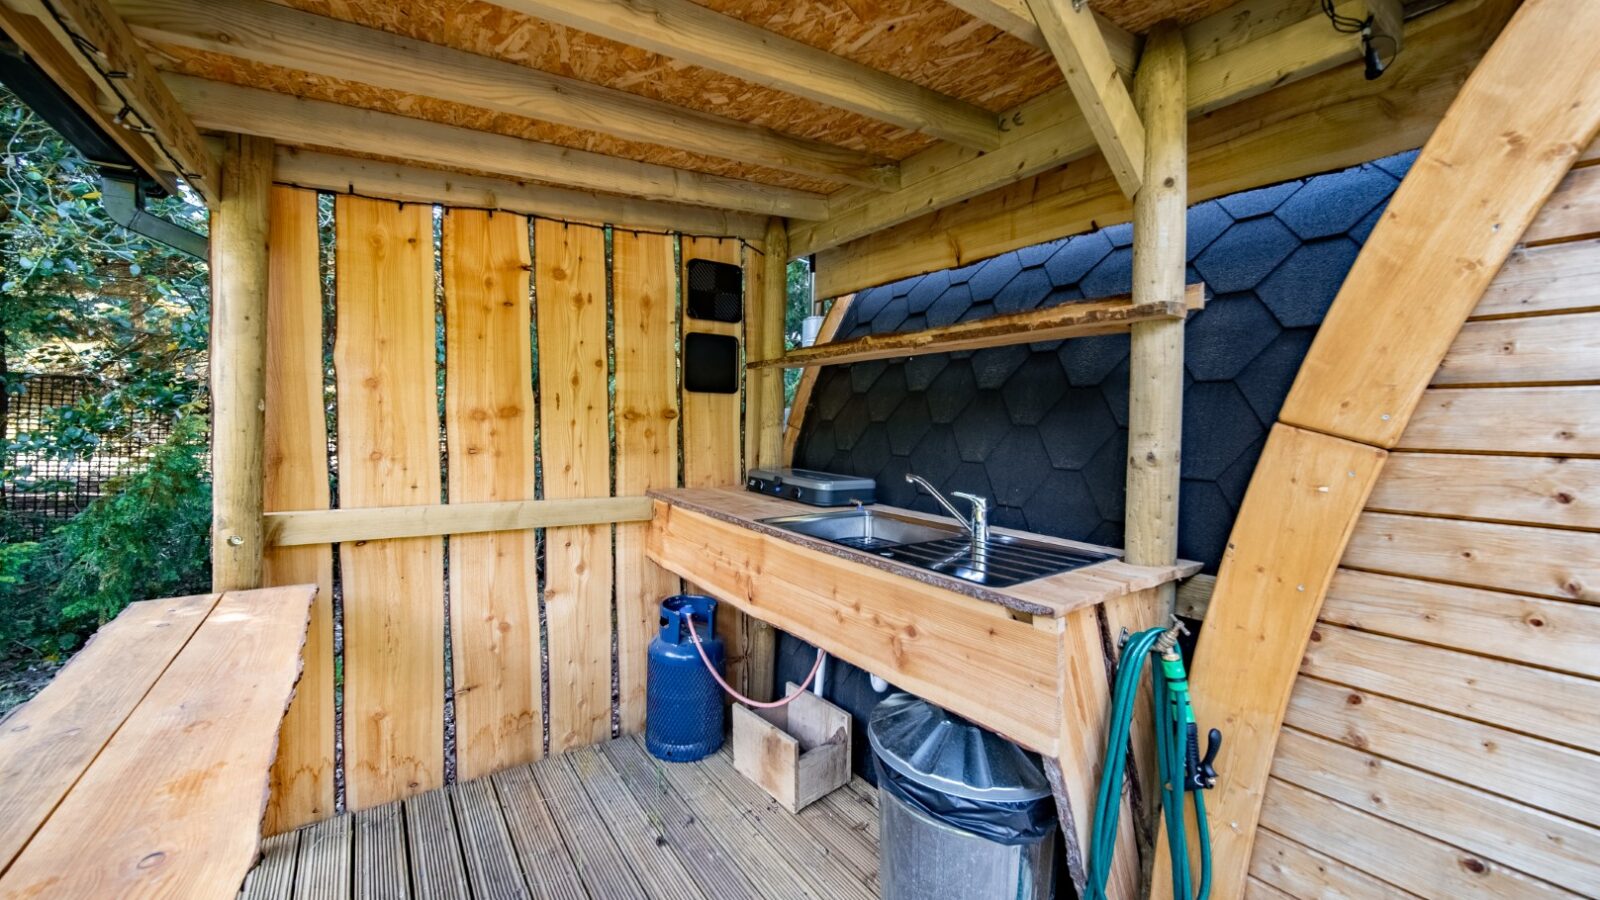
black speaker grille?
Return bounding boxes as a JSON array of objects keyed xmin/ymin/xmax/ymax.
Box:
[{"xmin": 686, "ymin": 258, "xmax": 743, "ymax": 323}]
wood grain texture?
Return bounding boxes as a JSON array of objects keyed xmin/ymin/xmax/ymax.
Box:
[
  {"xmin": 1260, "ymin": 776, "xmax": 1574, "ymax": 900},
  {"xmin": 272, "ymin": 148, "xmax": 767, "ymax": 241},
  {"xmin": 126, "ymin": 0, "xmax": 896, "ymax": 190},
  {"xmin": 1344, "ymin": 510, "xmax": 1600, "ymax": 603},
  {"xmin": 1473, "ymin": 238, "xmax": 1600, "ymax": 319},
  {"xmin": 1272, "ymin": 729, "xmax": 1600, "ymax": 895},
  {"xmin": 1277, "ymin": 0, "xmax": 1600, "ymax": 446},
  {"xmin": 1433, "ymin": 311, "xmax": 1600, "ymax": 385},
  {"xmin": 169, "ymin": 77, "xmax": 829, "ymax": 220},
  {"xmin": 0, "ymin": 586, "xmax": 313, "ymax": 900},
  {"xmin": 0, "ymin": 593, "xmax": 218, "ymax": 877},
  {"xmin": 1523, "ymin": 163, "xmax": 1600, "ymax": 245},
  {"xmin": 210, "ymin": 133, "xmax": 273, "ymax": 591},
  {"xmin": 1286, "ymin": 676, "xmax": 1600, "ymax": 828},
  {"xmin": 681, "ymin": 235, "xmax": 749, "ymax": 694},
  {"xmin": 261, "ymin": 186, "xmax": 335, "ymax": 834},
  {"xmin": 535, "ymin": 218, "xmax": 613, "ymax": 753},
  {"xmin": 265, "ymin": 496, "xmax": 651, "ymax": 547},
  {"xmin": 649, "ymin": 500, "xmax": 1062, "ymax": 754},
  {"xmin": 749, "ymin": 285, "xmax": 1204, "ymax": 369},
  {"xmin": 1368, "ymin": 452, "xmax": 1600, "ymax": 529},
  {"xmin": 1399, "ymin": 386, "xmax": 1600, "ymax": 456},
  {"xmin": 1250, "ymin": 829, "xmax": 1410, "ymax": 899},
  {"xmin": 334, "ymin": 196, "xmax": 445, "ymax": 810},
  {"xmin": 1320, "ymin": 568, "xmax": 1600, "ymax": 679},
  {"xmin": 1151, "ymin": 425, "xmax": 1386, "ymax": 900},
  {"xmin": 613, "ymin": 230, "xmax": 682, "ymax": 734},
  {"xmin": 1026, "ymin": 0, "xmax": 1145, "ymax": 196},
  {"xmin": 444, "ymin": 209, "xmax": 542, "ymax": 780}
]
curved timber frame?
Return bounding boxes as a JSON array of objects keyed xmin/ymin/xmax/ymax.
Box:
[{"xmin": 1152, "ymin": 1, "xmax": 1600, "ymax": 896}]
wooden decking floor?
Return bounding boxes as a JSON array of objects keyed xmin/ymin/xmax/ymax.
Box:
[{"xmin": 242, "ymin": 735, "xmax": 880, "ymax": 900}]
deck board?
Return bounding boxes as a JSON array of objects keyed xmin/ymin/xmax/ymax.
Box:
[{"xmin": 250, "ymin": 737, "xmax": 880, "ymax": 899}]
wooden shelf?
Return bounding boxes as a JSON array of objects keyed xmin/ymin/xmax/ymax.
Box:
[{"xmin": 748, "ymin": 283, "xmax": 1206, "ymax": 369}]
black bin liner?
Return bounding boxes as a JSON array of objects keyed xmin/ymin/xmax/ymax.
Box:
[{"xmin": 873, "ymin": 756, "xmax": 1057, "ymax": 846}]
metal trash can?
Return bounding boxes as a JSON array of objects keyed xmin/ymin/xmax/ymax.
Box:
[{"xmin": 868, "ymin": 693, "xmax": 1056, "ymax": 900}]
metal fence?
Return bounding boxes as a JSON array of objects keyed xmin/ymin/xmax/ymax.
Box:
[{"xmin": 2, "ymin": 372, "xmax": 174, "ymax": 540}]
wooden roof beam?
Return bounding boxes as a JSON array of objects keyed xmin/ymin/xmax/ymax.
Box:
[
  {"xmin": 945, "ymin": 0, "xmax": 1140, "ymax": 73},
  {"xmin": 4, "ymin": 0, "xmax": 218, "ymax": 201},
  {"xmin": 166, "ymin": 76, "xmax": 829, "ymax": 219},
  {"xmin": 112, "ymin": 0, "xmax": 898, "ymax": 191},
  {"xmin": 1025, "ymin": 0, "xmax": 1146, "ymax": 197},
  {"xmin": 789, "ymin": 0, "xmax": 1375, "ymax": 258},
  {"xmin": 492, "ymin": 0, "xmax": 1005, "ymax": 151}
]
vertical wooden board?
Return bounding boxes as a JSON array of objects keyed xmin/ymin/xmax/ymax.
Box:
[
  {"xmin": 1151, "ymin": 424, "xmax": 1386, "ymax": 900},
  {"xmin": 741, "ymin": 234, "xmax": 777, "ymax": 702},
  {"xmin": 613, "ymin": 230, "xmax": 681, "ymax": 734},
  {"xmin": 334, "ymin": 195, "xmax": 445, "ymax": 810},
  {"xmin": 1277, "ymin": 0, "xmax": 1600, "ymax": 447},
  {"xmin": 681, "ymin": 235, "xmax": 748, "ymax": 692},
  {"xmin": 535, "ymin": 218, "xmax": 613, "ymax": 752},
  {"xmin": 262, "ymin": 185, "xmax": 336, "ymax": 834},
  {"xmin": 443, "ymin": 209, "xmax": 542, "ymax": 780}
]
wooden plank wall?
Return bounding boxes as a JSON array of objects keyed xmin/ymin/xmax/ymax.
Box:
[
  {"xmin": 1248, "ymin": 150, "xmax": 1600, "ymax": 896},
  {"xmin": 680, "ymin": 237, "xmax": 752, "ymax": 694},
  {"xmin": 262, "ymin": 198, "xmax": 746, "ymax": 825}
]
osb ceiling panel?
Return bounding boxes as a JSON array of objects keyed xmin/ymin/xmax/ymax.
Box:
[
  {"xmin": 692, "ymin": 0, "xmax": 1062, "ymax": 110},
  {"xmin": 154, "ymin": 46, "xmax": 841, "ymax": 194},
  {"xmin": 231, "ymin": 0, "xmax": 1059, "ymax": 165}
]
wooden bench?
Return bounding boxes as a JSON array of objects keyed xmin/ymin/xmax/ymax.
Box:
[{"xmin": 0, "ymin": 585, "xmax": 315, "ymax": 898}]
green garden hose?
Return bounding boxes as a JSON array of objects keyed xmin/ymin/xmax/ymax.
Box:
[{"xmin": 1085, "ymin": 625, "xmax": 1218, "ymax": 900}]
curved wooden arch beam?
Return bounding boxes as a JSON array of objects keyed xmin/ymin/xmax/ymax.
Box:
[{"xmin": 1153, "ymin": 1, "xmax": 1600, "ymax": 896}]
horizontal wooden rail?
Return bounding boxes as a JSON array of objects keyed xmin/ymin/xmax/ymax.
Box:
[
  {"xmin": 748, "ymin": 284, "xmax": 1205, "ymax": 370},
  {"xmin": 264, "ymin": 497, "xmax": 654, "ymax": 547}
]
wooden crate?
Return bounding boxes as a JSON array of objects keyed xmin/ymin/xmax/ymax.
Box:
[{"xmin": 731, "ymin": 684, "xmax": 851, "ymax": 812}]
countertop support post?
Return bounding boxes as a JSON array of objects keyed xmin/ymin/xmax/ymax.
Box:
[{"xmin": 742, "ymin": 217, "xmax": 789, "ymax": 701}]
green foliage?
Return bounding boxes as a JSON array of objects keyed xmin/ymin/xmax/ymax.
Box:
[
  {"xmin": 0, "ymin": 85, "xmax": 212, "ymax": 660},
  {"xmin": 0, "ymin": 416, "xmax": 211, "ymax": 656}
]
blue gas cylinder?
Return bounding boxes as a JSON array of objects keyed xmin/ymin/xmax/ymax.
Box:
[{"xmin": 646, "ymin": 594, "xmax": 726, "ymax": 762}]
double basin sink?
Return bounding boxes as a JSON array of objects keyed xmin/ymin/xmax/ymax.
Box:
[{"xmin": 759, "ymin": 507, "xmax": 1110, "ymax": 589}]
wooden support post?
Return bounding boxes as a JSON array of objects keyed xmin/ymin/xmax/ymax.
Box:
[
  {"xmin": 742, "ymin": 217, "xmax": 788, "ymax": 702},
  {"xmin": 210, "ymin": 134, "xmax": 273, "ymax": 591},
  {"xmin": 1105, "ymin": 20, "xmax": 1190, "ymax": 889}
]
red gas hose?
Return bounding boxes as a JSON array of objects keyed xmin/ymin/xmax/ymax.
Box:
[{"xmin": 686, "ymin": 615, "xmax": 825, "ymax": 709}]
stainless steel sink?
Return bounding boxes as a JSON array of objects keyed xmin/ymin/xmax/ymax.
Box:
[
  {"xmin": 760, "ymin": 507, "xmax": 961, "ymax": 551},
  {"xmin": 759, "ymin": 507, "xmax": 1112, "ymax": 588}
]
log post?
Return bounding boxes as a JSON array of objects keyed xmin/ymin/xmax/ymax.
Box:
[
  {"xmin": 210, "ymin": 134, "xmax": 274, "ymax": 591},
  {"xmin": 742, "ymin": 216, "xmax": 789, "ymax": 701},
  {"xmin": 1115, "ymin": 18, "xmax": 1188, "ymax": 869}
]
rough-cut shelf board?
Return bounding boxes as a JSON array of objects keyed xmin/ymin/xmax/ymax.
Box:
[
  {"xmin": 264, "ymin": 496, "xmax": 654, "ymax": 546},
  {"xmin": 749, "ymin": 284, "xmax": 1205, "ymax": 370}
]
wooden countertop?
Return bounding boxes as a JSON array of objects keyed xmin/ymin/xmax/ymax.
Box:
[{"xmin": 649, "ymin": 487, "xmax": 1200, "ymax": 618}]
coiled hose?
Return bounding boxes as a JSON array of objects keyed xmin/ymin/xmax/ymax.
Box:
[{"xmin": 1085, "ymin": 626, "xmax": 1214, "ymax": 900}]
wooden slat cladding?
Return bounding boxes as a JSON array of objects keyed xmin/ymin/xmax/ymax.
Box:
[
  {"xmin": 267, "ymin": 199, "xmax": 748, "ymax": 826},
  {"xmin": 681, "ymin": 236, "xmax": 751, "ymax": 694},
  {"xmin": 262, "ymin": 187, "xmax": 336, "ymax": 833},
  {"xmin": 444, "ymin": 209, "xmax": 542, "ymax": 779},
  {"xmin": 536, "ymin": 219, "xmax": 615, "ymax": 753},
  {"xmin": 335, "ymin": 196, "xmax": 446, "ymax": 811},
  {"xmin": 1254, "ymin": 105, "xmax": 1600, "ymax": 896},
  {"xmin": 613, "ymin": 231, "xmax": 682, "ymax": 734}
]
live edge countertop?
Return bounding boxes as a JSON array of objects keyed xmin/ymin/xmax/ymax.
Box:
[{"xmin": 648, "ymin": 486, "xmax": 1201, "ymax": 618}]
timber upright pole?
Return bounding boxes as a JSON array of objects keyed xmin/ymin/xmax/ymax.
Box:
[
  {"xmin": 742, "ymin": 216, "xmax": 789, "ymax": 702},
  {"xmin": 210, "ymin": 134, "xmax": 274, "ymax": 591},
  {"xmin": 1118, "ymin": 20, "xmax": 1187, "ymax": 867}
]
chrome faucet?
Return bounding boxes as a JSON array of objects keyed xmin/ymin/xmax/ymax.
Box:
[{"xmin": 904, "ymin": 473, "xmax": 990, "ymax": 543}]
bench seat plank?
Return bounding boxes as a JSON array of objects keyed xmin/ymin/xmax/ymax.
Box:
[
  {"xmin": 0, "ymin": 585, "xmax": 314, "ymax": 899},
  {"xmin": 0, "ymin": 592, "xmax": 221, "ymax": 877}
]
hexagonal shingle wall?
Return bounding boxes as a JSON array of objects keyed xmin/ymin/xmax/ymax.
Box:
[{"xmin": 779, "ymin": 151, "xmax": 1417, "ymax": 769}]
